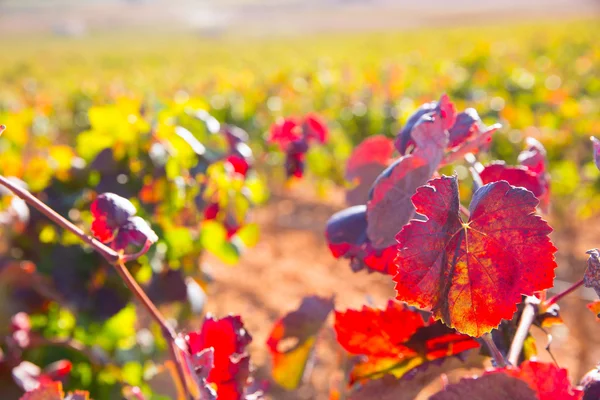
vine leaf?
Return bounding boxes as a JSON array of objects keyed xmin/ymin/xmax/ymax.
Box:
[
  {"xmin": 447, "ymin": 108, "xmax": 481, "ymax": 149},
  {"xmin": 367, "ymin": 97, "xmax": 453, "ymax": 249},
  {"xmin": 480, "ymin": 138, "xmax": 551, "ymax": 213},
  {"xmin": 394, "ymin": 175, "xmax": 557, "ymax": 337},
  {"xmin": 334, "ymin": 300, "xmax": 479, "ymax": 382},
  {"xmin": 345, "ymin": 135, "xmax": 394, "ymax": 206},
  {"xmin": 266, "ymin": 295, "xmax": 334, "ymax": 390},
  {"xmin": 185, "ymin": 315, "xmax": 253, "ymax": 399},
  {"xmin": 479, "ymin": 162, "xmax": 544, "ymax": 198},
  {"xmin": 502, "ymin": 361, "xmax": 583, "ymax": 400},
  {"xmin": 430, "ymin": 373, "xmax": 537, "ymax": 400},
  {"xmin": 325, "ymin": 205, "xmax": 398, "ymax": 275},
  {"xmin": 431, "ymin": 361, "xmax": 582, "ymax": 400},
  {"xmin": 90, "ymin": 193, "xmax": 157, "ymax": 250}
]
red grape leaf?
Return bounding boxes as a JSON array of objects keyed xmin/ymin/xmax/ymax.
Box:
[
  {"xmin": 325, "ymin": 206, "xmax": 397, "ymax": 275},
  {"xmin": 226, "ymin": 155, "xmax": 250, "ymax": 177},
  {"xmin": 587, "ymin": 300, "xmax": 600, "ymax": 320},
  {"xmin": 186, "ymin": 315, "xmax": 252, "ymax": 399},
  {"xmin": 591, "ymin": 136, "xmax": 600, "ymax": 171},
  {"xmin": 266, "ymin": 295, "xmax": 334, "ymax": 390},
  {"xmin": 269, "ymin": 118, "xmax": 302, "ymax": 150},
  {"xmin": 432, "ymin": 361, "xmax": 582, "ymax": 400},
  {"xmin": 361, "ymin": 243, "xmax": 398, "ymax": 275},
  {"xmin": 334, "ymin": 301, "xmax": 479, "ymax": 382},
  {"xmin": 42, "ymin": 360, "xmax": 72, "ymax": 382},
  {"xmin": 175, "ymin": 339, "xmax": 217, "ymax": 400},
  {"xmin": 479, "ymin": 162, "xmax": 545, "ymax": 198},
  {"xmin": 430, "ymin": 373, "xmax": 537, "ymax": 400},
  {"xmin": 394, "ymin": 94, "xmax": 454, "ymax": 154},
  {"xmin": 347, "ymin": 135, "xmax": 395, "ymax": 172},
  {"xmin": 112, "ymin": 216, "xmax": 158, "ymax": 250},
  {"xmin": 335, "ymin": 301, "xmax": 425, "ymax": 359},
  {"xmin": 90, "ymin": 193, "xmax": 136, "ymax": 232},
  {"xmin": 442, "ymin": 123, "xmax": 500, "ymax": 166},
  {"xmin": 302, "ymin": 114, "xmax": 328, "ymax": 143},
  {"xmin": 518, "ymin": 137, "xmax": 547, "ymax": 175},
  {"xmin": 345, "ymin": 135, "xmax": 394, "ymax": 206},
  {"xmin": 367, "ymin": 105, "xmax": 452, "ymax": 249},
  {"xmin": 584, "ymin": 249, "xmax": 600, "ymax": 298},
  {"xmin": 502, "ymin": 361, "xmax": 583, "ymax": 400},
  {"xmin": 326, "ymin": 205, "xmax": 369, "ymax": 268},
  {"xmin": 394, "ymin": 175, "xmax": 557, "ymax": 336},
  {"xmin": 447, "ymin": 109, "xmax": 481, "ymax": 149}
]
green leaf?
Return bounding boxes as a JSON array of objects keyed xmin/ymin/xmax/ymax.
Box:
[
  {"xmin": 200, "ymin": 221, "xmax": 240, "ymax": 265},
  {"xmin": 236, "ymin": 223, "xmax": 260, "ymax": 247}
]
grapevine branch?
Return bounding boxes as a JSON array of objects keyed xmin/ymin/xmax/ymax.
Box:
[
  {"xmin": 507, "ymin": 297, "xmax": 538, "ymax": 366},
  {"xmin": 0, "ymin": 174, "xmax": 193, "ymax": 399},
  {"xmin": 509, "ymin": 277, "xmax": 585, "ymax": 366}
]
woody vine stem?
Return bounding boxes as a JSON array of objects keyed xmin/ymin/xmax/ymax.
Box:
[{"xmin": 0, "ymin": 174, "xmax": 193, "ymax": 399}]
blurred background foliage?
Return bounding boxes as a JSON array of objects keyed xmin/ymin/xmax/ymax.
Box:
[{"xmin": 0, "ymin": 12, "xmax": 599, "ymax": 399}]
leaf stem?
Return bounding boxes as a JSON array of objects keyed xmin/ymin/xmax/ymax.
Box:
[
  {"xmin": 459, "ymin": 204, "xmax": 471, "ymax": 219},
  {"xmin": 545, "ymin": 279, "xmax": 584, "ymax": 306},
  {"xmin": 0, "ymin": 174, "xmax": 193, "ymax": 399},
  {"xmin": 481, "ymin": 333, "xmax": 506, "ymax": 368},
  {"xmin": 507, "ymin": 297, "xmax": 538, "ymax": 366}
]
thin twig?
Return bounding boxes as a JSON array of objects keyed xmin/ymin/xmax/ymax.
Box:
[
  {"xmin": 545, "ymin": 279, "xmax": 584, "ymax": 306},
  {"xmin": 481, "ymin": 333, "xmax": 507, "ymax": 368},
  {"xmin": 168, "ymin": 340, "xmax": 192, "ymax": 400},
  {"xmin": 0, "ymin": 174, "xmax": 193, "ymax": 399},
  {"xmin": 507, "ymin": 297, "xmax": 538, "ymax": 366},
  {"xmin": 0, "ymin": 175, "xmax": 118, "ymax": 263}
]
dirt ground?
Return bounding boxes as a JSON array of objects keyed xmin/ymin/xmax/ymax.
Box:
[{"xmin": 201, "ymin": 184, "xmax": 600, "ymax": 399}]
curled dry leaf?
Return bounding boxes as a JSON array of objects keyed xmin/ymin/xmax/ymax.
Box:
[
  {"xmin": 394, "ymin": 175, "xmax": 557, "ymax": 336},
  {"xmin": 266, "ymin": 295, "xmax": 334, "ymax": 390}
]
